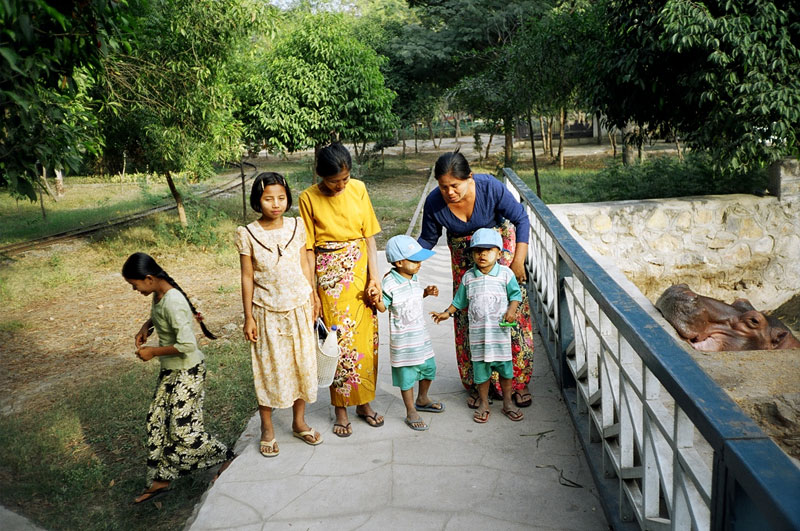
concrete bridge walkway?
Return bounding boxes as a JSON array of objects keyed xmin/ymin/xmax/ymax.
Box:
[{"xmin": 186, "ymin": 238, "xmax": 608, "ymax": 530}]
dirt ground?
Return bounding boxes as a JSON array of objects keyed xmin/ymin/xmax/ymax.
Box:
[{"xmin": 0, "ymin": 240, "xmax": 246, "ymax": 416}]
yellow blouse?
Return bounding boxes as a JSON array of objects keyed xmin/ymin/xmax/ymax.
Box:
[{"xmin": 298, "ymin": 179, "xmax": 381, "ymax": 249}]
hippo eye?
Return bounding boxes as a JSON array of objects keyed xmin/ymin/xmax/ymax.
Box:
[{"xmin": 746, "ymin": 316, "xmax": 760, "ymax": 327}]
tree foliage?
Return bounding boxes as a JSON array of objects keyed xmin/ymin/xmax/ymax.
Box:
[
  {"xmin": 590, "ymin": 0, "xmax": 800, "ymax": 173},
  {"xmin": 241, "ymin": 12, "xmax": 396, "ymax": 153},
  {"xmin": 102, "ymin": 0, "xmax": 267, "ymax": 178},
  {"xmin": 0, "ymin": 0, "xmax": 131, "ymax": 200}
]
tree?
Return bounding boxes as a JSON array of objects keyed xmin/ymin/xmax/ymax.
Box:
[
  {"xmin": 241, "ymin": 12, "xmax": 396, "ymax": 167},
  {"xmin": 0, "ymin": 0, "xmax": 131, "ymax": 201},
  {"xmin": 588, "ymin": 0, "xmax": 799, "ymax": 174},
  {"xmin": 103, "ymin": 0, "xmax": 263, "ymax": 225}
]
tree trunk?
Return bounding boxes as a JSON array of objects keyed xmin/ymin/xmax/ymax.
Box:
[
  {"xmin": 39, "ymin": 187, "xmax": 47, "ymax": 220},
  {"xmin": 413, "ymin": 123, "xmax": 419, "ymax": 154},
  {"xmin": 427, "ymin": 120, "xmax": 437, "ymax": 149},
  {"xmin": 608, "ymin": 129, "xmax": 617, "ymax": 158},
  {"xmin": 240, "ymin": 157, "xmax": 247, "ymax": 223},
  {"xmin": 539, "ymin": 115, "xmax": 547, "ymax": 156},
  {"xmin": 313, "ymin": 143, "xmax": 321, "ymax": 183},
  {"xmin": 122, "ymin": 150, "xmax": 127, "ymax": 179},
  {"xmin": 503, "ymin": 117, "xmax": 513, "ymax": 167},
  {"xmin": 485, "ymin": 130, "xmax": 494, "ymax": 160},
  {"xmin": 527, "ymin": 111, "xmax": 541, "ymax": 198},
  {"xmin": 675, "ymin": 135, "xmax": 684, "ymax": 161},
  {"xmin": 402, "ymin": 138, "xmax": 406, "ymax": 158},
  {"xmin": 54, "ymin": 169, "xmax": 65, "ymax": 198},
  {"xmin": 547, "ymin": 117, "xmax": 554, "ymax": 158},
  {"xmin": 454, "ymin": 113, "xmax": 461, "ymax": 142},
  {"xmin": 165, "ymin": 170, "xmax": 188, "ymax": 226},
  {"xmin": 40, "ymin": 167, "xmax": 57, "ymax": 202},
  {"xmin": 558, "ymin": 107, "xmax": 565, "ymax": 170},
  {"xmin": 622, "ymin": 123, "xmax": 637, "ymax": 166}
]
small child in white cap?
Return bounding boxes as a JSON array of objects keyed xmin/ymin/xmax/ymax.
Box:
[
  {"xmin": 370, "ymin": 235, "xmax": 444, "ymax": 431},
  {"xmin": 431, "ymin": 228, "xmax": 523, "ymax": 424}
]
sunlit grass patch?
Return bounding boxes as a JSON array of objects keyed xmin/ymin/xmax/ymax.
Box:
[{"xmin": 0, "ymin": 339, "xmax": 254, "ymax": 531}]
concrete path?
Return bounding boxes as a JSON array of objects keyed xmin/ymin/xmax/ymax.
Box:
[{"xmin": 186, "ymin": 238, "xmax": 608, "ymax": 530}]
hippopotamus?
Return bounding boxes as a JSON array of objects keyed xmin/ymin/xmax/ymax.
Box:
[{"xmin": 655, "ymin": 284, "xmax": 800, "ymax": 351}]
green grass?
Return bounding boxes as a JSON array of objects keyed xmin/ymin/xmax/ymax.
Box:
[
  {"xmin": 0, "ymin": 170, "xmax": 245, "ymax": 246},
  {"xmin": 0, "ymin": 340, "xmax": 255, "ymax": 531}
]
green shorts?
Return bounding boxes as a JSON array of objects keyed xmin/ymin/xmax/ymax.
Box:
[
  {"xmin": 391, "ymin": 357, "xmax": 437, "ymax": 391},
  {"xmin": 473, "ymin": 360, "xmax": 513, "ymax": 384}
]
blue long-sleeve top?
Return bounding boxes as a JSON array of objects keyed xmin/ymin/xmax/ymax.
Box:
[{"xmin": 417, "ymin": 173, "xmax": 531, "ymax": 249}]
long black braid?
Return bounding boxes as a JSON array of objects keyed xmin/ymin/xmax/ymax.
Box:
[{"xmin": 122, "ymin": 252, "xmax": 216, "ymax": 339}]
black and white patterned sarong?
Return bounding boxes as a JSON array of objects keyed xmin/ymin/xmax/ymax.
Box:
[{"xmin": 145, "ymin": 361, "xmax": 233, "ymax": 483}]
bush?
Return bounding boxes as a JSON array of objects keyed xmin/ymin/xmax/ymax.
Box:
[{"xmin": 584, "ymin": 152, "xmax": 768, "ymax": 202}]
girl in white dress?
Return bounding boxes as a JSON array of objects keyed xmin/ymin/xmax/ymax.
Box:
[{"xmin": 236, "ymin": 172, "xmax": 321, "ymax": 457}]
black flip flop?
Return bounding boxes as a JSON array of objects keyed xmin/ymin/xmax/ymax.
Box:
[
  {"xmin": 356, "ymin": 412, "xmax": 384, "ymax": 427},
  {"xmin": 133, "ymin": 485, "xmax": 170, "ymax": 504}
]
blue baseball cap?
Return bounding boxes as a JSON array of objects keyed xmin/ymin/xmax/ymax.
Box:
[
  {"xmin": 470, "ymin": 228, "xmax": 503, "ymax": 249},
  {"xmin": 386, "ymin": 235, "xmax": 435, "ymax": 263}
]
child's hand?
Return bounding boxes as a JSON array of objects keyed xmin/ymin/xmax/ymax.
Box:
[
  {"xmin": 431, "ymin": 311, "xmax": 450, "ymax": 324},
  {"xmin": 243, "ymin": 316, "xmax": 258, "ymax": 343},
  {"xmin": 423, "ymin": 285, "xmax": 439, "ymax": 297},
  {"xmin": 503, "ymin": 308, "xmax": 517, "ymax": 324},
  {"xmin": 136, "ymin": 346, "xmax": 155, "ymax": 362},
  {"xmin": 366, "ymin": 281, "xmax": 381, "ymax": 306},
  {"xmin": 135, "ymin": 324, "xmax": 150, "ymax": 348}
]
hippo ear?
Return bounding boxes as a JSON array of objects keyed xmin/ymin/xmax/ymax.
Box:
[{"xmin": 771, "ymin": 328, "xmax": 789, "ymax": 348}]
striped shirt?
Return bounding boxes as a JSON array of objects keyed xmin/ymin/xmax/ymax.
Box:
[
  {"xmin": 452, "ymin": 263, "xmax": 522, "ymax": 362},
  {"xmin": 382, "ymin": 270, "xmax": 435, "ymax": 367}
]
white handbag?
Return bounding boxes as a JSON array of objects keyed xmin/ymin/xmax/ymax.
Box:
[{"xmin": 315, "ymin": 318, "xmax": 340, "ymax": 388}]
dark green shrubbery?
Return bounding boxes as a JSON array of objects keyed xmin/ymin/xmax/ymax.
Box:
[
  {"xmin": 583, "ymin": 152, "xmax": 768, "ymax": 202},
  {"xmin": 522, "ymin": 152, "xmax": 770, "ymax": 204}
]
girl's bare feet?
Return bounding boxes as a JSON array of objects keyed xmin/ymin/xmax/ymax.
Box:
[{"xmin": 133, "ymin": 480, "xmax": 170, "ymax": 503}]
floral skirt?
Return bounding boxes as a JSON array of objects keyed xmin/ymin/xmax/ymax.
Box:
[
  {"xmin": 251, "ymin": 297, "xmax": 317, "ymax": 409},
  {"xmin": 145, "ymin": 361, "xmax": 233, "ymax": 483},
  {"xmin": 315, "ymin": 239, "xmax": 379, "ymax": 407},
  {"xmin": 448, "ymin": 220, "xmax": 535, "ymax": 394}
]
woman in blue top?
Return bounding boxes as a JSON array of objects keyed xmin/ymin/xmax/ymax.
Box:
[{"xmin": 418, "ymin": 151, "xmax": 535, "ymax": 409}]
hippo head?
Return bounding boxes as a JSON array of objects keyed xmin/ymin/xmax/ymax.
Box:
[{"xmin": 655, "ymin": 284, "xmax": 800, "ymax": 351}]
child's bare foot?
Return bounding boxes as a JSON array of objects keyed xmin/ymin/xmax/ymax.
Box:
[
  {"xmin": 404, "ymin": 414, "xmax": 429, "ymax": 431},
  {"xmin": 473, "ymin": 407, "xmax": 490, "ymax": 423}
]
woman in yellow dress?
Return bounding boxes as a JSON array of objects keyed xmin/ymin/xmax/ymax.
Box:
[{"xmin": 299, "ymin": 143, "xmax": 383, "ymax": 437}]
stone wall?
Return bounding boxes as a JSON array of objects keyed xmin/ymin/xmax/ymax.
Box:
[{"xmin": 549, "ymin": 160, "xmax": 800, "ymax": 311}]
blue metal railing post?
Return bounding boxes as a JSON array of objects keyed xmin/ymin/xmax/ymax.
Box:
[{"xmin": 556, "ymin": 256, "xmax": 575, "ymax": 390}]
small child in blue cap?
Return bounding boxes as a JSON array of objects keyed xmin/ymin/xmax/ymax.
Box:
[
  {"xmin": 370, "ymin": 235, "xmax": 444, "ymax": 431},
  {"xmin": 431, "ymin": 228, "xmax": 523, "ymax": 424}
]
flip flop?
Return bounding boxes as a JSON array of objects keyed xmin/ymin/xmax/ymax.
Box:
[
  {"xmin": 356, "ymin": 412, "xmax": 384, "ymax": 427},
  {"xmin": 259, "ymin": 438, "xmax": 279, "ymax": 457},
  {"xmin": 404, "ymin": 417, "xmax": 429, "ymax": 431},
  {"xmin": 332, "ymin": 422, "xmax": 352, "ymax": 438},
  {"xmin": 513, "ymin": 390, "xmax": 532, "ymax": 408},
  {"xmin": 502, "ymin": 408, "xmax": 524, "ymax": 422},
  {"xmin": 467, "ymin": 392, "xmax": 492, "ymax": 409},
  {"xmin": 473, "ymin": 409, "xmax": 490, "ymax": 424},
  {"xmin": 414, "ymin": 401, "xmax": 445, "ymax": 413},
  {"xmin": 133, "ymin": 484, "xmax": 170, "ymax": 504},
  {"xmin": 293, "ymin": 429, "xmax": 323, "ymax": 446}
]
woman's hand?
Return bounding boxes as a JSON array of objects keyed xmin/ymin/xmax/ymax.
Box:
[
  {"xmin": 243, "ymin": 316, "xmax": 258, "ymax": 343},
  {"xmin": 312, "ymin": 292, "xmax": 322, "ymax": 321},
  {"xmin": 136, "ymin": 346, "xmax": 155, "ymax": 362},
  {"xmin": 366, "ymin": 279, "xmax": 381, "ymax": 307},
  {"xmin": 503, "ymin": 308, "xmax": 517, "ymax": 324},
  {"xmin": 510, "ymin": 243, "xmax": 528, "ymax": 282}
]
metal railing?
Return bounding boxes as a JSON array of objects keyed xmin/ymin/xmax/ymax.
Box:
[{"xmin": 501, "ymin": 168, "xmax": 800, "ymax": 531}]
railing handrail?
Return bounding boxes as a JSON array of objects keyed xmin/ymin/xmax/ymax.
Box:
[{"xmin": 502, "ymin": 167, "xmax": 800, "ymax": 530}]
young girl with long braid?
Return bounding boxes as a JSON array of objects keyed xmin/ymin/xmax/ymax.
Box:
[{"xmin": 123, "ymin": 252, "xmax": 234, "ymax": 504}]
